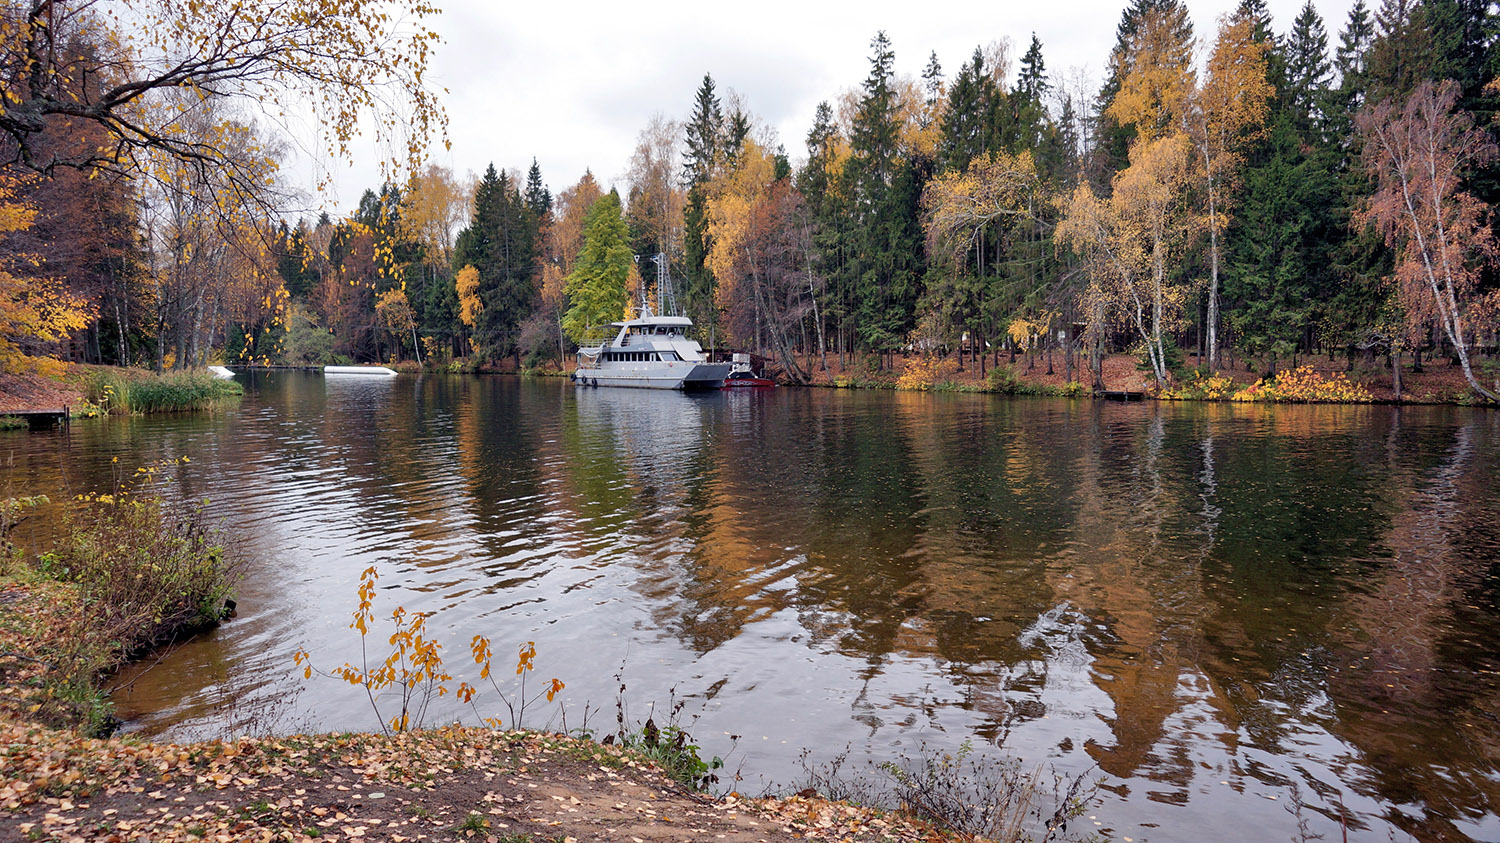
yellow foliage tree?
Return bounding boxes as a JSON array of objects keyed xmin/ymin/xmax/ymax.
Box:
[
  {"xmin": 1189, "ymin": 14, "xmax": 1272, "ymax": 370},
  {"xmin": 456, "ymin": 264, "xmax": 482, "ymax": 333},
  {"xmin": 922, "ymin": 150, "xmax": 1043, "ymax": 269},
  {"xmin": 0, "ymin": 172, "xmax": 89, "ymax": 370},
  {"xmin": 704, "ymin": 139, "xmax": 778, "ymax": 342},
  {"xmin": 1106, "ymin": 5, "xmax": 1196, "ymax": 144},
  {"xmin": 0, "ymin": 0, "xmax": 445, "ymax": 194},
  {"xmin": 1057, "ymin": 134, "xmax": 1195, "ymax": 390},
  {"xmin": 375, "ymin": 288, "xmax": 418, "ymax": 362}
]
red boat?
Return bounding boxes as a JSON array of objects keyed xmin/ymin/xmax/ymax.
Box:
[
  {"xmin": 721, "ymin": 354, "xmax": 775, "ymax": 388},
  {"xmin": 722, "ymin": 370, "xmax": 775, "ymax": 388}
]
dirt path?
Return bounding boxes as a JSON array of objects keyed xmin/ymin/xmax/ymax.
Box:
[{"xmin": 0, "ymin": 723, "xmax": 951, "ymax": 843}]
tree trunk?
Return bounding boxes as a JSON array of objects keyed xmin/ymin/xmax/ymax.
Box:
[{"xmin": 1392, "ymin": 347, "xmax": 1403, "ymax": 401}]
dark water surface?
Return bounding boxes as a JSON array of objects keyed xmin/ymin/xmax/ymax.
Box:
[{"xmin": 5, "ymin": 373, "xmax": 1500, "ymax": 842}]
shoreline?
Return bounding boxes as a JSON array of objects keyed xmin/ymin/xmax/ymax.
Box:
[
  {"xmin": 4, "ymin": 353, "xmax": 1494, "ymax": 420},
  {"xmin": 0, "ymin": 536, "xmax": 1074, "ymax": 843},
  {"xmin": 0, "ymin": 716, "xmax": 971, "ymax": 843}
]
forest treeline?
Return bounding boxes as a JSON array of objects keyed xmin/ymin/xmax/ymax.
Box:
[{"xmin": 3, "ymin": 0, "xmax": 1499, "ymax": 401}]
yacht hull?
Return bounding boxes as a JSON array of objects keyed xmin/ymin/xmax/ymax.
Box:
[{"xmin": 573, "ymin": 362, "xmax": 731, "ymax": 390}]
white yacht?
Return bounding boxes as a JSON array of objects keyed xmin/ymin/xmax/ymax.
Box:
[{"xmin": 572, "ymin": 315, "xmax": 732, "ymax": 389}]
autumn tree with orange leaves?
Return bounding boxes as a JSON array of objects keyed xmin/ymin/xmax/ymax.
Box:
[
  {"xmin": 1357, "ymin": 80, "xmax": 1499, "ymax": 403},
  {"xmin": 704, "ymin": 139, "xmax": 815, "ymax": 381}
]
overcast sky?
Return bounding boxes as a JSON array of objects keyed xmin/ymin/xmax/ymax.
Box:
[{"xmin": 303, "ymin": 0, "xmax": 1358, "ymax": 214}]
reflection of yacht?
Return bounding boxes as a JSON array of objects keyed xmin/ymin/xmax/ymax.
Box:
[{"xmin": 572, "ymin": 315, "xmax": 731, "ymax": 390}]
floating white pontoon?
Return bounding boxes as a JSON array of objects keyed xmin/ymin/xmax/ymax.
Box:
[{"xmin": 324, "ymin": 365, "xmax": 398, "ymax": 376}]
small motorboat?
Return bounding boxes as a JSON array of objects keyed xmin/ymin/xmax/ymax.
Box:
[{"xmin": 721, "ymin": 354, "xmax": 775, "ymax": 389}]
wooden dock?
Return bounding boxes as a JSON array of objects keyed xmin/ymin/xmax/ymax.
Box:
[
  {"xmin": 1099, "ymin": 390, "xmax": 1147, "ymax": 401},
  {"xmin": 1, "ymin": 407, "xmax": 69, "ymax": 430}
]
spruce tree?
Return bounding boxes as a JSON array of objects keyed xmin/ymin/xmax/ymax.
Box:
[
  {"xmin": 524, "ymin": 159, "xmax": 552, "ymax": 218},
  {"xmin": 682, "ymin": 74, "xmax": 722, "ymax": 185},
  {"xmin": 1236, "ymin": 0, "xmax": 1276, "ymax": 44},
  {"xmin": 921, "ymin": 51, "xmax": 944, "ymax": 116},
  {"xmin": 1366, "ymin": 0, "xmax": 1422, "ymax": 98},
  {"xmin": 850, "ymin": 31, "xmax": 899, "ymax": 196},
  {"xmin": 682, "ymin": 74, "xmax": 724, "ymax": 342},
  {"xmin": 939, "ymin": 49, "xmax": 998, "ymax": 172},
  {"xmin": 1096, "ymin": 0, "xmax": 1194, "ymax": 180},
  {"xmin": 1015, "ymin": 35, "xmax": 1052, "ymax": 152},
  {"xmin": 1285, "ymin": 1, "xmax": 1332, "ymax": 135},
  {"xmin": 725, "ymin": 108, "xmax": 751, "ymax": 159},
  {"xmin": 1226, "ymin": 111, "xmax": 1338, "ymax": 370},
  {"xmin": 1328, "ymin": 0, "xmax": 1376, "ymax": 156},
  {"xmin": 848, "ymin": 31, "xmax": 923, "ymax": 355},
  {"xmin": 798, "ymin": 101, "xmax": 852, "ymax": 359},
  {"xmin": 454, "ymin": 165, "xmax": 537, "ymax": 361}
]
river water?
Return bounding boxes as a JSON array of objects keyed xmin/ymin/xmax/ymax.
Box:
[{"xmin": 5, "ymin": 373, "xmax": 1499, "ymax": 842}]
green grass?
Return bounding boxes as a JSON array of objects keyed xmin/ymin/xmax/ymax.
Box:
[{"xmin": 451, "ymin": 813, "xmax": 489, "ymax": 834}]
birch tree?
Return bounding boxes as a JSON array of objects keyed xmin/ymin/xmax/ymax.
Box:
[
  {"xmin": 1357, "ymin": 80, "xmax": 1498, "ymax": 403},
  {"xmin": 1058, "ymin": 134, "xmax": 1194, "ymax": 389},
  {"xmin": 0, "ymin": 0, "xmax": 445, "ymax": 192},
  {"xmin": 1188, "ymin": 14, "xmax": 1272, "ymax": 370}
]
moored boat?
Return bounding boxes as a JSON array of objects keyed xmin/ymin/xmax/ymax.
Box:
[
  {"xmin": 721, "ymin": 353, "xmax": 775, "ymax": 388},
  {"xmin": 571, "ymin": 315, "xmax": 731, "ymax": 389}
]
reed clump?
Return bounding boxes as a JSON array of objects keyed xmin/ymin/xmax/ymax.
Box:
[{"xmin": 84, "ymin": 368, "xmax": 242, "ymax": 415}]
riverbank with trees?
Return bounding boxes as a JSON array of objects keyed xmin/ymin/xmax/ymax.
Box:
[{"xmin": 4, "ymin": 0, "xmax": 1497, "ymax": 408}]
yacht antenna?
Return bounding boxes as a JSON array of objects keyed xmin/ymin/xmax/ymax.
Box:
[
  {"xmin": 632, "ymin": 254, "xmax": 653, "ymax": 318},
  {"xmin": 651, "ymin": 253, "xmax": 680, "ymax": 317}
]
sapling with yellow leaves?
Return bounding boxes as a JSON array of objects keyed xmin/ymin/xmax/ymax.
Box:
[{"xmin": 295, "ymin": 565, "xmax": 565, "ymax": 735}]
